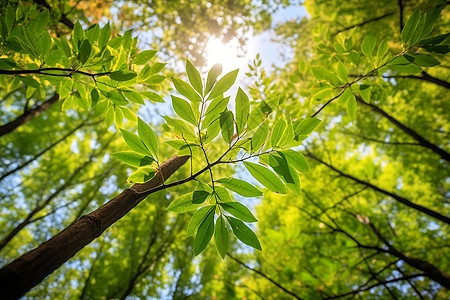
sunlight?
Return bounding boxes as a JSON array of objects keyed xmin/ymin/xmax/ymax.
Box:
[{"xmin": 205, "ymin": 37, "xmax": 245, "ymax": 74}]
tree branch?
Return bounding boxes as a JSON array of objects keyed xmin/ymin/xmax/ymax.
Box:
[
  {"xmin": 357, "ymin": 97, "xmax": 450, "ymax": 161},
  {"xmin": 0, "ymin": 94, "xmax": 59, "ymax": 138},
  {"xmin": 227, "ymin": 253, "xmax": 303, "ymax": 300},
  {"xmin": 306, "ymin": 152, "xmax": 450, "ymax": 225},
  {"xmin": 0, "ymin": 155, "xmax": 190, "ymax": 299},
  {"xmin": 332, "ymin": 12, "xmax": 395, "ymax": 36}
]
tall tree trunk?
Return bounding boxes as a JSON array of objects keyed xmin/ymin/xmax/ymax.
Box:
[
  {"xmin": 0, "ymin": 155, "xmax": 189, "ymax": 300},
  {"xmin": 0, "ymin": 94, "xmax": 59, "ymax": 138}
]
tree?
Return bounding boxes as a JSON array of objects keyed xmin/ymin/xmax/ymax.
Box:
[{"xmin": 0, "ymin": 0, "xmax": 449, "ymax": 299}]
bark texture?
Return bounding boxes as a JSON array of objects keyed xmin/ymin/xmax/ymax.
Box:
[{"xmin": 0, "ymin": 155, "xmax": 189, "ymax": 300}]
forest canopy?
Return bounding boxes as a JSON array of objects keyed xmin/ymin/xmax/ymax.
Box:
[{"xmin": 0, "ymin": 0, "xmax": 449, "ymax": 299}]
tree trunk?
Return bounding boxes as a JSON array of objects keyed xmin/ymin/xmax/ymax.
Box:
[
  {"xmin": 0, "ymin": 94, "xmax": 59, "ymax": 138},
  {"xmin": 0, "ymin": 155, "xmax": 190, "ymax": 300}
]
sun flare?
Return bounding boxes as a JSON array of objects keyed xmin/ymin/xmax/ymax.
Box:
[{"xmin": 205, "ymin": 37, "xmax": 244, "ymax": 73}]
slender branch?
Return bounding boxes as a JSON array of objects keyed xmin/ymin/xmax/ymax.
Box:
[
  {"xmin": 0, "ymin": 68, "xmax": 111, "ymax": 78},
  {"xmin": 325, "ymin": 274, "xmax": 425, "ymax": 299},
  {"xmin": 339, "ymin": 130, "xmax": 421, "ymax": 146},
  {"xmin": 367, "ymin": 223, "xmax": 450, "ymax": 289},
  {"xmin": 349, "ymin": 71, "xmax": 450, "ymax": 89},
  {"xmin": 306, "ymin": 152, "xmax": 450, "ymax": 225},
  {"xmin": 0, "ymin": 120, "xmax": 90, "ymax": 182},
  {"xmin": 227, "ymin": 253, "xmax": 303, "ymax": 300},
  {"xmin": 357, "ymin": 97, "xmax": 450, "ymax": 161},
  {"xmin": 332, "ymin": 12, "xmax": 395, "ymax": 36},
  {"xmin": 32, "ymin": 0, "xmax": 74, "ymax": 30},
  {"xmin": 0, "ymin": 94, "xmax": 59, "ymax": 138},
  {"xmin": 398, "ymin": 0, "xmax": 405, "ymax": 33}
]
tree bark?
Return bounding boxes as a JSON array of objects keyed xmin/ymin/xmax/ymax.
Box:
[
  {"xmin": 357, "ymin": 97, "xmax": 450, "ymax": 161},
  {"xmin": 0, "ymin": 155, "xmax": 190, "ymax": 300},
  {"xmin": 0, "ymin": 94, "xmax": 59, "ymax": 138}
]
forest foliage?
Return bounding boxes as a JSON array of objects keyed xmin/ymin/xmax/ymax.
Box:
[{"xmin": 0, "ymin": 0, "xmax": 449, "ymax": 299}]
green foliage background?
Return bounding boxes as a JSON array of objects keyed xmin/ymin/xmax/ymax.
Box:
[{"xmin": 0, "ymin": 0, "xmax": 448, "ymax": 299}]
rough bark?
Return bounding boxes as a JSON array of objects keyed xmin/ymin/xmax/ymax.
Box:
[
  {"xmin": 0, "ymin": 155, "xmax": 190, "ymax": 300},
  {"xmin": 0, "ymin": 94, "xmax": 59, "ymax": 138}
]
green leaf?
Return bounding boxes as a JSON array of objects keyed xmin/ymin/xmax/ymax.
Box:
[
  {"xmin": 220, "ymin": 110, "xmax": 234, "ymax": 145},
  {"xmin": 91, "ymin": 88, "xmax": 99, "ymax": 107},
  {"xmin": 141, "ymin": 91, "xmax": 164, "ymax": 103},
  {"xmin": 171, "ymin": 77, "xmax": 202, "ymax": 103},
  {"xmin": 293, "ymin": 117, "xmax": 321, "ymax": 135},
  {"xmin": 346, "ymin": 94, "xmax": 357, "ymax": 121},
  {"xmin": 401, "ymin": 9, "xmax": 420, "ymax": 44},
  {"xmin": 376, "ymin": 39, "xmax": 389, "ymax": 58},
  {"xmin": 111, "ymin": 151, "xmax": 154, "ymax": 168},
  {"xmin": 192, "ymin": 191, "xmax": 210, "ymax": 204},
  {"xmin": 207, "ymin": 69, "xmax": 239, "ymax": 100},
  {"xmin": 105, "ymin": 105, "xmax": 114, "ymax": 127},
  {"xmin": 72, "ymin": 21, "xmax": 84, "ymax": 48},
  {"xmin": 279, "ymin": 150, "xmax": 309, "ymax": 173},
  {"xmin": 137, "ymin": 118, "xmax": 158, "ymax": 159},
  {"xmin": 127, "ymin": 166, "xmax": 156, "ymax": 183},
  {"xmin": 123, "ymin": 90, "xmax": 145, "ymax": 105},
  {"xmin": 110, "ymin": 70, "xmax": 137, "ymax": 81},
  {"xmin": 251, "ymin": 120, "xmax": 269, "ymax": 151},
  {"xmin": 28, "ymin": 10, "xmax": 49, "ymax": 37},
  {"xmin": 204, "ymin": 118, "xmax": 221, "ymax": 144},
  {"xmin": 243, "ymin": 162, "xmax": 286, "ymax": 194},
  {"xmin": 205, "ymin": 63, "xmax": 222, "ymax": 95},
  {"xmin": 420, "ymin": 7, "xmax": 442, "ymax": 39},
  {"xmin": 269, "ymin": 153, "xmax": 301, "ymax": 195},
  {"xmin": 62, "ymin": 95, "xmax": 74, "ymax": 111},
  {"xmin": 133, "ymin": 50, "xmax": 157, "ymax": 65},
  {"xmin": 361, "ymin": 35, "xmax": 376, "ymax": 57},
  {"xmin": 194, "ymin": 208, "xmax": 215, "ymax": 256},
  {"xmin": 202, "ymin": 96, "xmax": 229, "ymax": 129},
  {"xmin": 247, "ymin": 101, "xmax": 268, "ymax": 131},
  {"xmin": 167, "ymin": 193, "xmax": 202, "ymax": 213},
  {"xmin": 114, "ymin": 106, "xmax": 124, "ymax": 127},
  {"xmin": 79, "ymin": 39, "xmax": 91, "ymax": 65},
  {"xmin": 235, "ymin": 88, "xmax": 250, "ymax": 135},
  {"xmin": 186, "ymin": 59, "xmax": 203, "ymax": 96},
  {"xmin": 119, "ymin": 128, "xmax": 151, "ymax": 156},
  {"xmin": 187, "ymin": 205, "xmax": 215, "ymax": 237},
  {"xmin": 20, "ymin": 76, "xmax": 40, "ymax": 89},
  {"xmin": 226, "ymin": 216, "xmax": 262, "ymax": 250},
  {"xmin": 215, "ymin": 215, "xmax": 229, "ymax": 259},
  {"xmin": 171, "ymin": 95, "xmax": 197, "ymax": 125},
  {"xmin": 99, "ymin": 23, "xmax": 111, "ymax": 48},
  {"xmin": 216, "ymin": 178, "xmax": 262, "ymax": 197},
  {"xmin": 279, "ymin": 118, "xmax": 295, "ymax": 146},
  {"xmin": 336, "ymin": 61, "xmax": 348, "ymax": 82},
  {"xmin": 406, "ymin": 53, "xmax": 440, "ymax": 67},
  {"xmin": 108, "ymin": 91, "xmax": 129, "ymax": 106},
  {"xmin": 271, "ymin": 118, "xmax": 287, "ymax": 148},
  {"xmin": 220, "ymin": 202, "xmax": 258, "ymax": 222},
  {"xmin": 5, "ymin": 5, "xmax": 14, "ymax": 35},
  {"xmin": 120, "ymin": 107, "xmax": 138, "ymax": 123},
  {"xmin": 418, "ymin": 33, "xmax": 450, "ymax": 47},
  {"xmin": 214, "ymin": 186, "xmax": 233, "ymax": 202}
]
